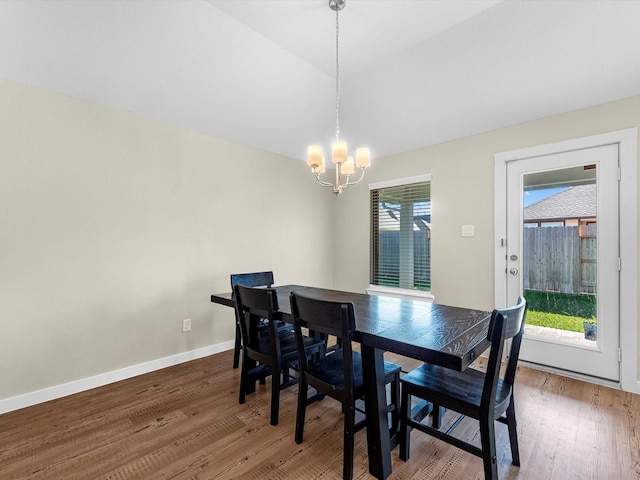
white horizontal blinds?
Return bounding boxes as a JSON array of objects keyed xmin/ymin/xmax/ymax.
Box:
[{"xmin": 370, "ymin": 180, "xmax": 431, "ymax": 291}]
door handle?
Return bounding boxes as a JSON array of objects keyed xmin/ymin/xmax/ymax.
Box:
[{"xmin": 509, "ymin": 268, "xmax": 519, "ymax": 275}]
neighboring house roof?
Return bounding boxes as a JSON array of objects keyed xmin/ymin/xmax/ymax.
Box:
[
  {"xmin": 378, "ymin": 206, "xmax": 431, "ymax": 232},
  {"xmin": 524, "ymin": 184, "xmax": 596, "ymax": 221}
]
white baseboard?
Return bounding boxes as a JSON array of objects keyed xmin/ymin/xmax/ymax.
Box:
[
  {"xmin": 0, "ymin": 340, "xmax": 235, "ymax": 415},
  {"xmin": 519, "ymin": 360, "xmax": 632, "ymax": 392}
]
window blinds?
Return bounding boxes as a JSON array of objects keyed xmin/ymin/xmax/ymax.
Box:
[{"xmin": 370, "ymin": 180, "xmax": 431, "ymax": 291}]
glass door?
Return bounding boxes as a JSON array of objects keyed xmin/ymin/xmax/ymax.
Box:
[{"xmin": 505, "ymin": 144, "xmax": 620, "ymax": 381}]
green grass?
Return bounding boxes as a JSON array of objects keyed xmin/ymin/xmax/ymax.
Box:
[
  {"xmin": 376, "ymin": 276, "xmax": 431, "ymax": 291},
  {"xmin": 524, "ymin": 290, "xmax": 596, "ymax": 332},
  {"xmin": 524, "ymin": 290, "xmax": 596, "ymax": 317},
  {"xmin": 525, "ymin": 310, "xmax": 587, "ymax": 332}
]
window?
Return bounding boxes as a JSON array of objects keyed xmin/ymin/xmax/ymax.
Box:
[{"xmin": 370, "ymin": 175, "xmax": 431, "ymax": 292}]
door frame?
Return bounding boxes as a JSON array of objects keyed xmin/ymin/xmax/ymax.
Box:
[{"xmin": 494, "ymin": 128, "xmax": 638, "ymax": 393}]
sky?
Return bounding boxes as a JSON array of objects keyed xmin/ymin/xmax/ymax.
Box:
[{"xmin": 523, "ymin": 187, "xmax": 569, "ymax": 207}]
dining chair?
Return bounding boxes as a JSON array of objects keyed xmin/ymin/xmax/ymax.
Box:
[
  {"xmin": 399, "ymin": 297, "xmax": 527, "ymax": 480},
  {"xmin": 234, "ymin": 284, "xmax": 325, "ymax": 426},
  {"xmin": 290, "ymin": 291, "xmax": 402, "ymax": 480},
  {"xmin": 229, "ymin": 271, "xmax": 275, "ymax": 369}
]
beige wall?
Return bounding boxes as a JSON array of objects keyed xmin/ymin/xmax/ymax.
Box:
[
  {"xmin": 2, "ymin": 76, "xmax": 639, "ymax": 403},
  {"xmin": 333, "ymin": 95, "xmax": 640, "ymax": 378},
  {"xmin": 0, "ymin": 78, "xmax": 335, "ymax": 400}
]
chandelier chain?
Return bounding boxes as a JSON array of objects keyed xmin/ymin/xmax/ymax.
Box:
[
  {"xmin": 335, "ymin": 4, "xmax": 340, "ymax": 142},
  {"xmin": 306, "ymin": 0, "xmax": 370, "ymax": 196}
]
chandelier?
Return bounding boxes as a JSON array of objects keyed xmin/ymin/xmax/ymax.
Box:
[{"xmin": 306, "ymin": 0, "xmax": 371, "ymax": 196}]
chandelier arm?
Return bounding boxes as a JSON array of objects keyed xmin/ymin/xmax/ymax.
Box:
[
  {"xmin": 314, "ymin": 173, "xmax": 337, "ymax": 188},
  {"xmin": 342, "ymin": 168, "xmax": 367, "ymax": 186}
]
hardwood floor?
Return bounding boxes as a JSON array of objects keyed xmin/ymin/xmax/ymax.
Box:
[{"xmin": 1, "ymin": 350, "xmax": 639, "ymax": 479}]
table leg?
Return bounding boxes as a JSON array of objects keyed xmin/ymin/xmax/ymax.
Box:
[{"xmin": 362, "ymin": 344, "xmax": 392, "ymax": 480}]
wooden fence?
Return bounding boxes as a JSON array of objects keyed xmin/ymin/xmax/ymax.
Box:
[
  {"xmin": 522, "ymin": 225, "xmax": 596, "ymax": 295},
  {"xmin": 377, "ymin": 231, "xmax": 431, "ymax": 286}
]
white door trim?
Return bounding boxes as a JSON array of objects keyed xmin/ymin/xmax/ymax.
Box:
[{"xmin": 494, "ymin": 128, "xmax": 638, "ymax": 393}]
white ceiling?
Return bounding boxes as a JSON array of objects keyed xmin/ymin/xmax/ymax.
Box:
[
  {"xmin": 1, "ymin": 0, "xmax": 639, "ymax": 161},
  {"xmin": 210, "ymin": 0, "xmax": 502, "ymax": 78}
]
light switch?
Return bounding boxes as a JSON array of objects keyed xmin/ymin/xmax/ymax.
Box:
[{"xmin": 461, "ymin": 225, "xmax": 475, "ymax": 237}]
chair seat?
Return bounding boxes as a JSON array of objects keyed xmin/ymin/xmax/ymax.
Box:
[
  {"xmin": 401, "ymin": 363, "xmax": 512, "ymax": 418},
  {"xmin": 258, "ymin": 318, "xmax": 288, "ymax": 333},
  {"xmin": 256, "ymin": 329, "xmax": 322, "ymax": 361},
  {"xmin": 308, "ymin": 349, "xmax": 401, "ymax": 391}
]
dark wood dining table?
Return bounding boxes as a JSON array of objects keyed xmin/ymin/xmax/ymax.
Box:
[{"xmin": 210, "ymin": 284, "xmax": 492, "ymax": 480}]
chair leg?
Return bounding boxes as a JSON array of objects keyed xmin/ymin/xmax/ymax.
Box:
[
  {"xmin": 432, "ymin": 403, "xmax": 442, "ymax": 429},
  {"xmin": 233, "ymin": 324, "xmax": 241, "ymax": 369},
  {"xmin": 479, "ymin": 416, "xmax": 498, "ymax": 480},
  {"xmin": 245, "ymin": 359, "xmax": 258, "ymax": 394},
  {"xmin": 238, "ymin": 359, "xmax": 248, "ymax": 405},
  {"xmin": 399, "ymin": 386, "xmax": 411, "ymax": 461},
  {"xmin": 270, "ymin": 368, "xmax": 281, "ymax": 426},
  {"xmin": 283, "ymin": 364, "xmax": 294, "ymax": 384},
  {"xmin": 390, "ymin": 376, "xmax": 400, "ymax": 436},
  {"xmin": 343, "ymin": 401, "xmax": 355, "ymax": 480},
  {"xmin": 295, "ymin": 378, "xmax": 308, "ymax": 444},
  {"xmin": 505, "ymin": 397, "xmax": 520, "ymax": 466}
]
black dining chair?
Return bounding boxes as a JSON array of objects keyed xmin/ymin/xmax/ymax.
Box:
[
  {"xmin": 290, "ymin": 291, "xmax": 402, "ymax": 480},
  {"xmin": 234, "ymin": 284, "xmax": 325, "ymax": 426},
  {"xmin": 230, "ymin": 271, "xmax": 275, "ymax": 369},
  {"xmin": 399, "ymin": 297, "xmax": 527, "ymax": 480}
]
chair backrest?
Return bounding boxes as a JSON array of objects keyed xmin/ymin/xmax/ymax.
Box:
[
  {"xmin": 230, "ymin": 270, "xmax": 274, "ymax": 337},
  {"xmin": 481, "ymin": 296, "xmax": 527, "ymax": 412},
  {"xmin": 234, "ymin": 284, "xmax": 280, "ymax": 356},
  {"xmin": 230, "ymin": 271, "xmax": 274, "ymax": 289},
  {"xmin": 290, "ymin": 292, "xmax": 357, "ymax": 394},
  {"xmin": 497, "ymin": 296, "xmax": 527, "ymax": 341},
  {"xmin": 498, "ymin": 296, "xmax": 527, "ymax": 385}
]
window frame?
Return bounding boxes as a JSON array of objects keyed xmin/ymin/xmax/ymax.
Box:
[{"xmin": 368, "ymin": 174, "xmax": 432, "ymax": 300}]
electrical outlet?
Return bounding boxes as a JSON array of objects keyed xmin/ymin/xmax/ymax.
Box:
[{"xmin": 182, "ymin": 318, "xmax": 192, "ymax": 332}]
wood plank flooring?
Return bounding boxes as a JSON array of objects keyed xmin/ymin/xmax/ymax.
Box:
[{"xmin": 1, "ymin": 350, "xmax": 639, "ymax": 479}]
